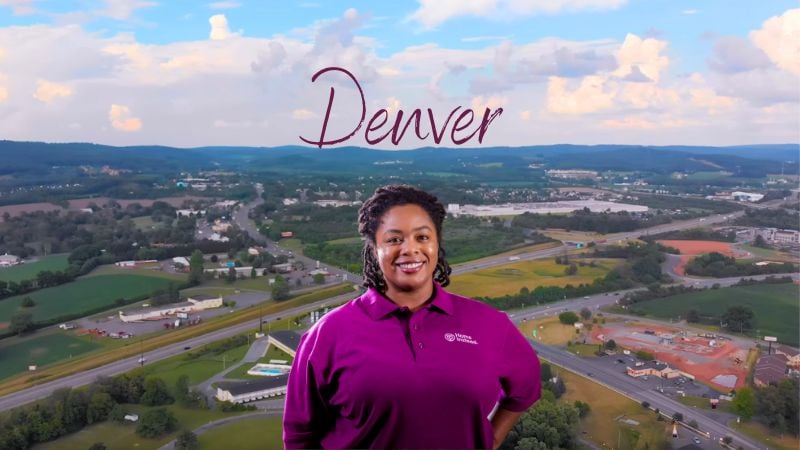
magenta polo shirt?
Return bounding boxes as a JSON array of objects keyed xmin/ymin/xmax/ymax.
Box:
[{"xmin": 283, "ymin": 283, "xmax": 541, "ymax": 449}]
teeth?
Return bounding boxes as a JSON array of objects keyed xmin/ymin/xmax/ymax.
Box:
[{"xmin": 398, "ymin": 262, "xmax": 423, "ymax": 269}]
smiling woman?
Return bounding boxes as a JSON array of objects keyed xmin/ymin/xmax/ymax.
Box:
[{"xmin": 283, "ymin": 185, "xmax": 542, "ymax": 449}]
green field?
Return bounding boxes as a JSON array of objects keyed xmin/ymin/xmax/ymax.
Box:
[
  {"xmin": 0, "ymin": 254, "xmax": 70, "ymax": 283},
  {"xmin": 198, "ymin": 415, "xmax": 284, "ymax": 450},
  {"xmin": 629, "ymin": 283, "xmax": 800, "ymax": 346},
  {"xmin": 0, "ymin": 274, "xmax": 178, "ymax": 325},
  {"xmin": 225, "ymin": 344, "xmax": 295, "ymax": 380},
  {"xmin": 450, "ymin": 258, "xmax": 622, "ymax": 298},
  {"xmin": 0, "ymin": 332, "xmax": 102, "ymax": 380}
]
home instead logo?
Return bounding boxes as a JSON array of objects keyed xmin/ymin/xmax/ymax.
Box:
[
  {"xmin": 444, "ymin": 332, "xmax": 478, "ymax": 345},
  {"xmin": 299, "ymin": 66, "xmax": 504, "ymax": 149}
]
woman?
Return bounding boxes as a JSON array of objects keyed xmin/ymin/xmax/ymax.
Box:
[{"xmin": 283, "ymin": 185, "xmax": 541, "ymax": 449}]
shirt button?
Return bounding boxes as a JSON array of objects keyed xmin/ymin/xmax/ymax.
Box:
[
  {"xmin": 418, "ymin": 342, "xmax": 424, "ymax": 349},
  {"xmin": 413, "ymin": 324, "xmax": 419, "ymax": 331}
]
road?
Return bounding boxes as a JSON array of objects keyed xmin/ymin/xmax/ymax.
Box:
[
  {"xmin": 531, "ymin": 342, "xmax": 761, "ymax": 449},
  {"xmin": 0, "ymin": 290, "xmax": 360, "ymax": 411}
]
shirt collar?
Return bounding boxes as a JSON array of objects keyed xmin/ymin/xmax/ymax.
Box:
[{"xmin": 360, "ymin": 283, "xmax": 454, "ymax": 320}]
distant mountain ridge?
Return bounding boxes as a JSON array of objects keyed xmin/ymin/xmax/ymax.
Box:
[{"xmin": 0, "ymin": 140, "xmax": 797, "ymax": 176}]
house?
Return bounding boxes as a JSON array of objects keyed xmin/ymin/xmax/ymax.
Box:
[
  {"xmin": 280, "ymin": 231, "xmax": 294, "ymax": 238},
  {"xmin": 0, "ymin": 253, "xmax": 21, "ymax": 267},
  {"xmin": 124, "ymin": 414, "xmax": 139, "ymax": 422},
  {"xmin": 216, "ymin": 374, "xmax": 289, "ymax": 404}
]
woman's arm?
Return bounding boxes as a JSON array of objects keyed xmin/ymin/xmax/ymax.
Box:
[{"xmin": 490, "ymin": 408, "xmax": 523, "ymax": 450}]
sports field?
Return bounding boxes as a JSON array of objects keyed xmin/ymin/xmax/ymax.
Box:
[
  {"xmin": 656, "ymin": 240, "xmax": 741, "ymax": 275},
  {"xmin": 0, "ymin": 332, "xmax": 101, "ymax": 380},
  {"xmin": 0, "ymin": 274, "xmax": 178, "ymax": 326},
  {"xmin": 0, "ymin": 254, "xmax": 70, "ymax": 282},
  {"xmin": 450, "ymin": 258, "xmax": 622, "ymax": 298},
  {"xmin": 628, "ymin": 283, "xmax": 799, "ymax": 346}
]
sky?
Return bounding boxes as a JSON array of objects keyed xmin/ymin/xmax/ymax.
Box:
[{"xmin": 0, "ymin": 0, "xmax": 797, "ymax": 148}]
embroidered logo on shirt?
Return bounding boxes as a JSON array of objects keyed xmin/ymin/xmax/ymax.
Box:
[{"xmin": 444, "ymin": 332, "xmax": 478, "ymax": 345}]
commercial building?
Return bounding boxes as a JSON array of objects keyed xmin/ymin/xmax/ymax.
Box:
[
  {"xmin": 216, "ymin": 374, "xmax": 289, "ymax": 404},
  {"xmin": 267, "ymin": 330, "xmax": 302, "ymax": 358},
  {"xmin": 754, "ymin": 354, "xmax": 789, "ymax": 387},
  {"xmin": 452, "ymin": 200, "xmax": 648, "ymax": 217},
  {"xmin": 119, "ymin": 294, "xmax": 223, "ymax": 322},
  {"xmin": 626, "ymin": 361, "xmax": 695, "ymax": 380},
  {"xmin": 0, "ymin": 254, "xmax": 21, "ymax": 267}
]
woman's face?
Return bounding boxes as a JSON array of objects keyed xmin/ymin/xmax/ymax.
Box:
[{"xmin": 373, "ymin": 204, "xmax": 439, "ymax": 296}]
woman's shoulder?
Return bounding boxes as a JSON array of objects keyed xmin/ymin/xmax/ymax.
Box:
[{"xmin": 441, "ymin": 288, "xmax": 508, "ymax": 321}]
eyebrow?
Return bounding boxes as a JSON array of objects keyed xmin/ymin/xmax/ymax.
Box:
[{"xmin": 382, "ymin": 225, "xmax": 433, "ymax": 235}]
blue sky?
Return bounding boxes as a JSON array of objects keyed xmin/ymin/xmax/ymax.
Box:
[{"xmin": 0, "ymin": 0, "xmax": 797, "ymax": 147}]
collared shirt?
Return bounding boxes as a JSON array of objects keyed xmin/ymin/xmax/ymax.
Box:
[{"xmin": 283, "ymin": 283, "xmax": 541, "ymax": 449}]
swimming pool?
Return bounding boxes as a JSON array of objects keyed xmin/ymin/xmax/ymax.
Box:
[{"xmin": 247, "ymin": 363, "xmax": 291, "ymax": 377}]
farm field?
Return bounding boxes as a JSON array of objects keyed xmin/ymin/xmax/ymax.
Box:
[
  {"xmin": 0, "ymin": 254, "xmax": 70, "ymax": 282},
  {"xmin": 449, "ymin": 258, "xmax": 622, "ymax": 298},
  {"xmin": 198, "ymin": 415, "xmax": 283, "ymax": 450},
  {"xmin": 0, "ymin": 331, "xmax": 102, "ymax": 380},
  {"xmin": 627, "ymin": 283, "xmax": 799, "ymax": 346},
  {"xmin": 0, "ymin": 274, "xmax": 178, "ymax": 326}
]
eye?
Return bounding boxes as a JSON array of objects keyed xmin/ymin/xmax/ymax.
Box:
[
  {"xmin": 387, "ymin": 236, "xmax": 402, "ymax": 244},
  {"xmin": 418, "ymin": 235, "xmax": 430, "ymax": 241}
]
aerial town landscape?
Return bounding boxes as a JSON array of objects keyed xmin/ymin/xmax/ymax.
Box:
[{"xmin": 0, "ymin": 1, "xmax": 798, "ymax": 450}]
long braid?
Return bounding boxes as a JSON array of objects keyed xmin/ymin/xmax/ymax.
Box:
[{"xmin": 358, "ymin": 185, "xmax": 451, "ymax": 294}]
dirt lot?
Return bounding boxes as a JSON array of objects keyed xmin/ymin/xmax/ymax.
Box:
[
  {"xmin": 591, "ymin": 321, "xmax": 750, "ymax": 390},
  {"xmin": 657, "ymin": 240, "xmax": 745, "ymax": 275}
]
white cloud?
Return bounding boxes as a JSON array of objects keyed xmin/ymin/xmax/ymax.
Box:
[
  {"xmin": 682, "ymin": 9, "xmax": 698, "ymax": 15},
  {"xmin": 209, "ymin": 1, "xmax": 240, "ymax": 9},
  {"xmin": 750, "ymin": 8, "xmax": 800, "ymax": 76},
  {"xmin": 0, "ymin": 86, "xmax": 7, "ymax": 102},
  {"xmin": 690, "ymin": 88, "xmax": 735, "ymax": 113},
  {"xmin": 471, "ymin": 95, "xmax": 506, "ymax": 111},
  {"xmin": 0, "ymin": 0, "xmax": 34, "ymax": 15},
  {"xmin": 385, "ymin": 97, "xmax": 401, "ymax": 114},
  {"xmin": 613, "ymin": 33, "xmax": 669, "ymax": 82},
  {"xmin": 96, "ymin": 0, "xmax": 157, "ymax": 21},
  {"xmin": 209, "ymin": 14, "xmax": 236, "ymax": 40},
  {"xmin": 409, "ymin": 0, "xmax": 627, "ymax": 29},
  {"xmin": 519, "ymin": 110, "xmax": 531, "ymax": 120},
  {"xmin": 109, "ymin": 104, "xmax": 142, "ymax": 131},
  {"xmin": 33, "ymin": 79, "xmax": 73, "ymax": 103},
  {"xmin": 603, "ymin": 116, "xmax": 655, "ymax": 129},
  {"xmin": 213, "ymin": 119, "xmax": 253, "ymax": 127},
  {"xmin": 292, "ymin": 109, "xmax": 317, "ymax": 120},
  {"xmin": 546, "ymin": 75, "xmax": 615, "ymax": 114}
]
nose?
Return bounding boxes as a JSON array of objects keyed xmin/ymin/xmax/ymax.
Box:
[{"xmin": 400, "ymin": 237, "xmax": 420, "ymax": 255}]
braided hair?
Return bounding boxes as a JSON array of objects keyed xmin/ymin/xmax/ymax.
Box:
[{"xmin": 358, "ymin": 185, "xmax": 451, "ymax": 294}]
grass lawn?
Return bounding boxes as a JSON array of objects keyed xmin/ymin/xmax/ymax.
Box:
[
  {"xmin": 450, "ymin": 258, "xmax": 621, "ymax": 298},
  {"xmin": 131, "ymin": 341, "xmax": 252, "ymax": 387},
  {"xmin": 739, "ymin": 244, "xmax": 799, "ymax": 263},
  {"xmin": 0, "ymin": 274, "xmax": 178, "ymax": 325},
  {"xmin": 279, "ymin": 238, "xmax": 304, "ymax": 255},
  {"xmin": 558, "ymin": 367, "xmax": 669, "ymax": 450},
  {"xmin": 731, "ymin": 420, "xmax": 798, "ymax": 450},
  {"xmin": 198, "ymin": 415, "xmax": 284, "ymax": 450},
  {"xmin": 677, "ymin": 395, "xmax": 730, "ymax": 412},
  {"xmin": 628, "ymin": 283, "xmax": 800, "ymax": 346},
  {"xmin": 0, "ymin": 254, "xmax": 69, "ymax": 283},
  {"xmin": 36, "ymin": 404, "xmax": 251, "ymax": 450},
  {"xmin": 0, "ymin": 331, "xmax": 102, "ymax": 380},
  {"xmin": 86, "ymin": 265, "xmax": 185, "ymax": 281},
  {"xmin": 517, "ymin": 316, "xmax": 577, "ymax": 346},
  {"xmin": 566, "ymin": 343, "xmax": 599, "ymax": 356}
]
